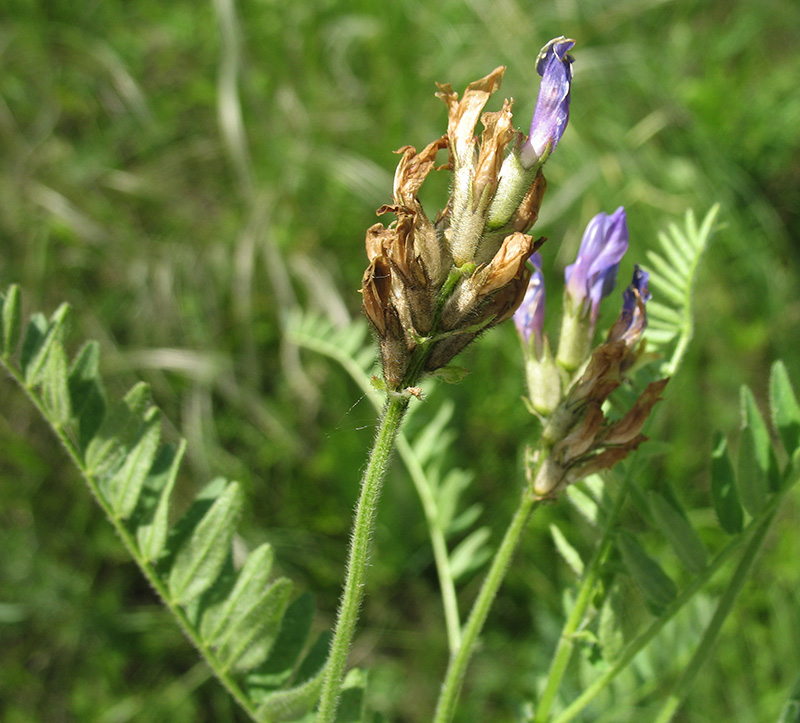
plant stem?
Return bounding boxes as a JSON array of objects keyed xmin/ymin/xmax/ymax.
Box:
[
  {"xmin": 433, "ymin": 488, "xmax": 541, "ymax": 723},
  {"xmin": 316, "ymin": 394, "xmax": 410, "ymax": 723},
  {"xmin": 534, "ymin": 477, "xmax": 630, "ymax": 722},
  {"xmin": 550, "ymin": 491, "xmax": 788, "ymax": 723},
  {"xmin": 288, "ymin": 328, "xmax": 464, "ymax": 652},
  {"xmin": 396, "ymin": 434, "xmax": 463, "ymax": 652},
  {"xmin": 652, "ymin": 504, "xmax": 779, "ymax": 723}
]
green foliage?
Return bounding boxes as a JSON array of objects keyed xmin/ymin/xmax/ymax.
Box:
[
  {"xmin": 531, "ymin": 360, "xmax": 800, "ymax": 722},
  {"xmin": 2, "ymin": 0, "xmax": 800, "ymax": 719},
  {"xmin": 645, "ymin": 205, "xmax": 719, "ymax": 377},
  {"xmin": 0, "ymin": 285, "xmax": 339, "ymax": 723}
]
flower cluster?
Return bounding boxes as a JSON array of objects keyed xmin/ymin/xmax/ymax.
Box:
[
  {"xmin": 361, "ymin": 39, "xmax": 575, "ymax": 391},
  {"xmin": 514, "ymin": 208, "xmax": 668, "ymax": 499}
]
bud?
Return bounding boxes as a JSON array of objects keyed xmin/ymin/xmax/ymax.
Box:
[
  {"xmin": 607, "ymin": 264, "xmax": 650, "ymax": 348},
  {"xmin": 519, "ymin": 37, "xmax": 576, "ymax": 170},
  {"xmin": 557, "ymin": 207, "xmax": 629, "ymax": 371},
  {"xmin": 514, "ymin": 253, "xmax": 546, "ymax": 355},
  {"xmin": 486, "ymin": 38, "xmax": 575, "ymax": 231}
]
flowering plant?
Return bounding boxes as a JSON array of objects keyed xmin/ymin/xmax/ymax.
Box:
[{"xmin": 2, "ymin": 29, "xmax": 798, "ymax": 723}]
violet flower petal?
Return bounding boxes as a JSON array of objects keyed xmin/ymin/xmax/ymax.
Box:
[
  {"xmin": 520, "ymin": 37, "xmax": 575, "ymax": 170},
  {"xmin": 565, "ymin": 207, "xmax": 629, "ymax": 320},
  {"xmin": 514, "ymin": 252, "xmax": 546, "ymax": 349}
]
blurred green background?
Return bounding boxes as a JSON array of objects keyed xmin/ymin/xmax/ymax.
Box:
[{"xmin": 1, "ymin": 0, "xmax": 799, "ymax": 720}]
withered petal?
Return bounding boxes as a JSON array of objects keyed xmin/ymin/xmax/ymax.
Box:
[
  {"xmin": 475, "ymin": 231, "xmax": 535, "ymax": 297},
  {"xmin": 473, "ymin": 100, "xmax": 516, "ymax": 209},
  {"xmin": 602, "ymin": 378, "xmax": 669, "ymax": 445},
  {"xmin": 392, "ymin": 136, "xmax": 448, "ymax": 206},
  {"xmin": 511, "ymin": 170, "xmax": 547, "ymax": 233},
  {"xmin": 436, "ymin": 66, "xmax": 506, "ymax": 167}
]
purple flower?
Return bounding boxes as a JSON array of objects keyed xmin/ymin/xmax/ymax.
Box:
[
  {"xmin": 520, "ymin": 37, "xmax": 575, "ymax": 170},
  {"xmin": 565, "ymin": 207, "xmax": 629, "ymax": 321},
  {"xmin": 514, "ymin": 252, "xmax": 546, "ymax": 352},
  {"xmin": 608, "ymin": 264, "xmax": 651, "ymax": 346}
]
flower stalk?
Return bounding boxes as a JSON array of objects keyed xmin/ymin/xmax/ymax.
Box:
[
  {"xmin": 316, "ymin": 395, "xmax": 410, "ymax": 723},
  {"xmin": 433, "ymin": 487, "xmax": 542, "ymax": 723}
]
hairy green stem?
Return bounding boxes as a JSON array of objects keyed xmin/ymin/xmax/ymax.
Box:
[
  {"xmin": 288, "ymin": 327, "xmax": 463, "ymax": 651},
  {"xmin": 433, "ymin": 488, "xmax": 541, "ymax": 723},
  {"xmin": 316, "ymin": 395, "xmax": 410, "ymax": 723}
]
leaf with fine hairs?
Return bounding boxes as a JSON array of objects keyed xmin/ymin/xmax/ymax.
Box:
[{"xmin": 168, "ymin": 481, "xmax": 244, "ymax": 606}]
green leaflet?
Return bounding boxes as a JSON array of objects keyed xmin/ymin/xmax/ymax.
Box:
[
  {"xmin": 255, "ymin": 670, "xmax": 325, "ymax": 723},
  {"xmin": 711, "ymin": 433, "xmax": 743, "ymax": 534},
  {"xmin": 218, "ymin": 577, "xmax": 293, "ymax": 673},
  {"xmin": 21, "ymin": 303, "xmax": 71, "ymax": 387},
  {"xmin": 597, "ymin": 592, "xmax": 624, "ymax": 662},
  {"xmin": 85, "ymin": 382, "xmax": 153, "ymax": 481},
  {"xmin": 247, "ymin": 593, "xmax": 317, "ymax": 692},
  {"xmin": 254, "ymin": 632, "xmax": 331, "ymax": 721},
  {"xmin": 737, "ymin": 423, "xmax": 769, "ymax": 517},
  {"xmin": 68, "ymin": 341, "xmax": 106, "ymax": 451},
  {"xmin": 550, "ymin": 523, "xmax": 584, "ymax": 577},
  {"xmin": 648, "ymin": 491, "xmax": 707, "ymax": 574},
  {"xmin": 200, "ymin": 544, "xmax": 295, "ymax": 673},
  {"xmin": 617, "ymin": 530, "xmax": 678, "ymax": 616},
  {"xmin": 777, "ymin": 671, "xmax": 800, "ymax": 723},
  {"xmin": 1, "ymin": 283, "xmax": 21, "ymax": 358},
  {"xmin": 168, "ymin": 481, "xmax": 244, "ymax": 606},
  {"xmin": 436, "ymin": 468, "xmax": 477, "ymax": 533},
  {"xmin": 770, "ymin": 360, "xmax": 800, "ymax": 458},
  {"xmin": 135, "ymin": 440, "xmax": 186, "ymax": 562},
  {"xmin": 337, "ymin": 668, "xmax": 369, "ymax": 723},
  {"xmin": 19, "ymin": 313, "xmax": 48, "ymax": 378},
  {"xmin": 41, "ymin": 339, "xmax": 72, "ymax": 426},
  {"xmin": 105, "ymin": 407, "xmax": 162, "ymax": 519},
  {"xmin": 449, "ymin": 527, "xmax": 492, "ymax": 582},
  {"xmin": 412, "ymin": 400, "xmax": 457, "ymax": 468},
  {"xmin": 740, "ymin": 385, "xmax": 779, "ymax": 492}
]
